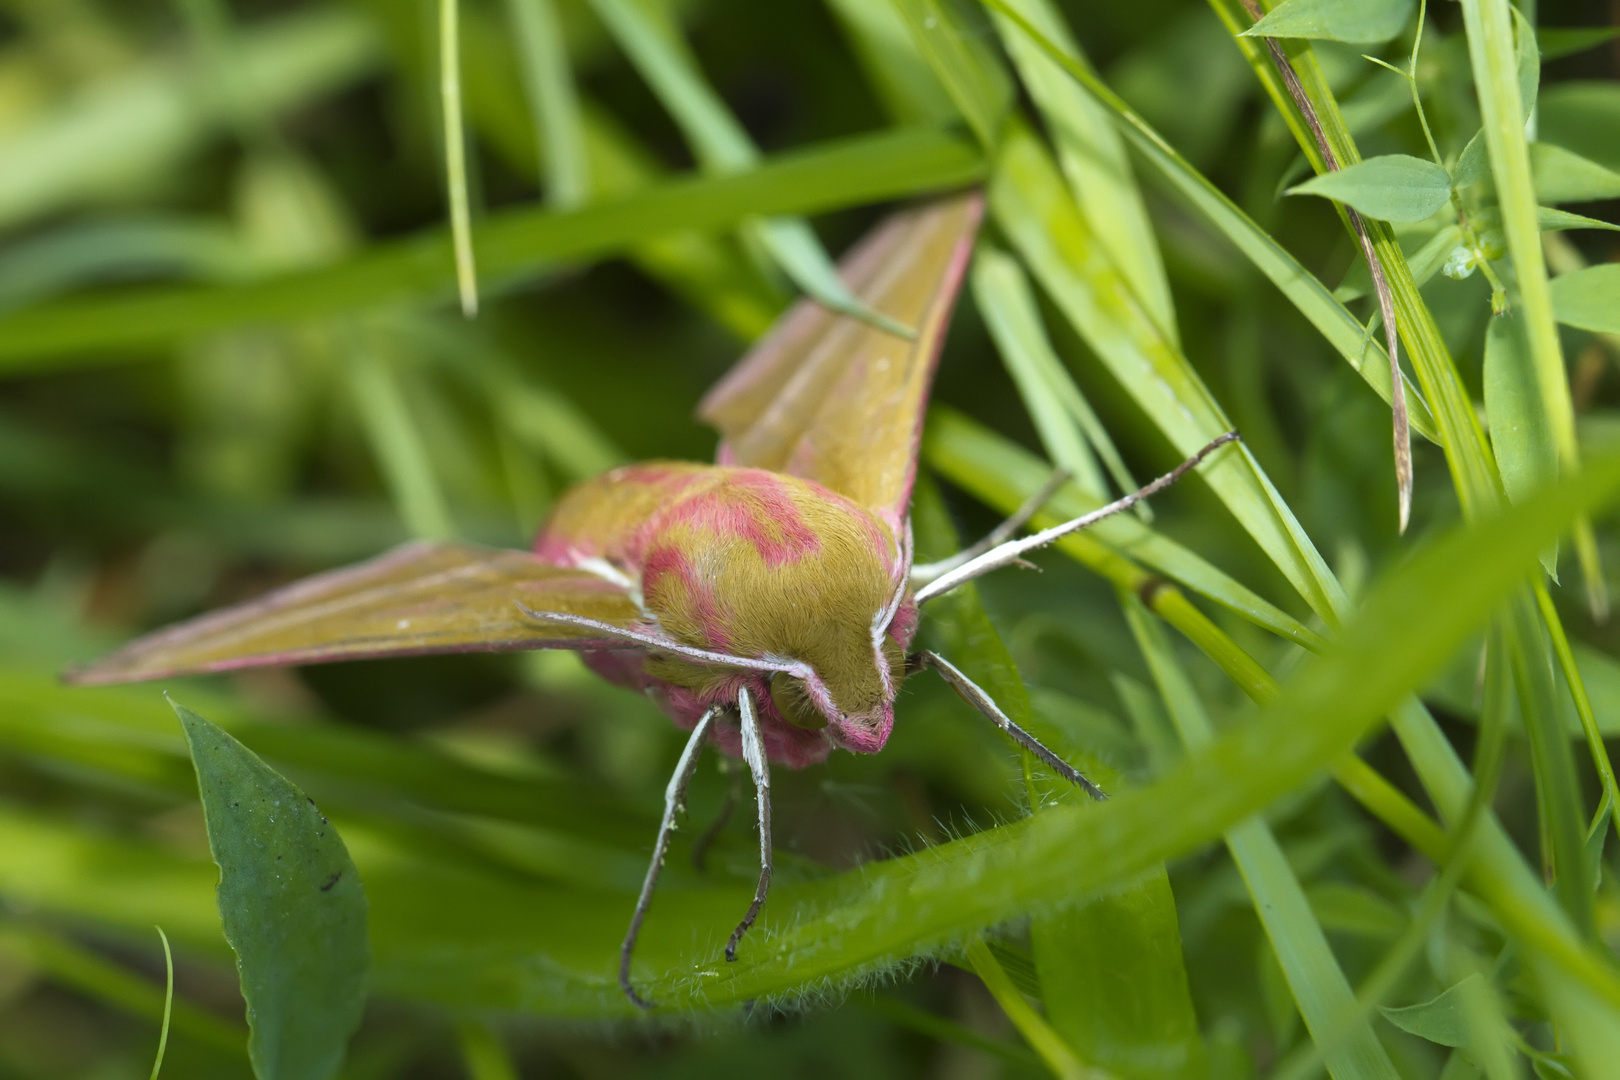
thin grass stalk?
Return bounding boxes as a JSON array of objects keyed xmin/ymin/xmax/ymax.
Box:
[
  {"xmin": 440, "ymin": 0, "xmax": 479, "ymax": 316},
  {"xmin": 964, "ymin": 935, "xmax": 1094, "ymax": 1080}
]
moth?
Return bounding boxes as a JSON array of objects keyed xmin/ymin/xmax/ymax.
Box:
[{"xmin": 68, "ymin": 193, "xmax": 1234, "ymax": 1007}]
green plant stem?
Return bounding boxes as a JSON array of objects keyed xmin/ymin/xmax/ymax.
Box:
[
  {"xmin": 441, "ymin": 0, "xmax": 479, "ymax": 316},
  {"xmin": 1537, "ymin": 582, "xmax": 1620, "ymax": 841},
  {"xmin": 148, "ymin": 927, "xmax": 173, "ymax": 1080},
  {"xmin": 964, "ymin": 935, "xmax": 1095, "ymax": 1080}
]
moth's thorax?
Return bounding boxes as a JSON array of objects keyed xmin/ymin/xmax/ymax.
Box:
[{"xmin": 536, "ymin": 463, "xmax": 916, "ymax": 763}]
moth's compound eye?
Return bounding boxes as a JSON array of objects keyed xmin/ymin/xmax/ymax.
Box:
[{"xmin": 769, "ymin": 671, "xmax": 827, "ymax": 730}]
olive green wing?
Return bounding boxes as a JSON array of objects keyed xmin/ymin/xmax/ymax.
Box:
[
  {"xmin": 65, "ymin": 541, "xmax": 644, "ymax": 685},
  {"xmin": 696, "ymin": 193, "xmax": 983, "ymax": 526}
]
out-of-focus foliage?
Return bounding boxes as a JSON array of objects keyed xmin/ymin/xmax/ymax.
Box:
[{"xmin": 0, "ymin": 0, "xmax": 1617, "ymax": 1078}]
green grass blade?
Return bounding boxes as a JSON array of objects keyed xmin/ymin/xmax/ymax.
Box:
[
  {"xmin": 455, "ymin": 1020, "xmax": 520, "ymax": 1080},
  {"xmin": 174, "ymin": 699, "xmax": 369, "ymax": 1080},
  {"xmin": 982, "ymin": 1, "xmax": 1439, "ymax": 443},
  {"xmin": 440, "ymin": 0, "xmax": 480, "ymax": 316},
  {"xmin": 147, "ymin": 927, "xmax": 173, "ymax": 1080},
  {"xmin": 972, "ymin": 247, "xmax": 1107, "ymax": 496},
  {"xmin": 0, "ymin": 125, "xmax": 980, "ymax": 369},
  {"xmin": 964, "ymin": 936, "xmax": 1087, "ymax": 1079},
  {"xmin": 989, "ymin": 0, "xmax": 1178, "ymax": 347},
  {"xmin": 991, "ymin": 122, "xmax": 1348, "ymax": 625},
  {"xmin": 1121, "ymin": 595, "xmax": 1400, "ymax": 1080},
  {"xmin": 589, "ymin": 0, "xmax": 908, "ymax": 334},
  {"xmin": 823, "ymin": 0, "xmax": 959, "ymax": 125},
  {"xmin": 346, "ymin": 343, "xmax": 456, "ymax": 541},
  {"xmin": 925, "ymin": 408, "xmax": 1328, "ymax": 652},
  {"xmin": 891, "ymin": 0, "xmax": 1012, "ymax": 148},
  {"xmin": 503, "ymin": 0, "xmax": 589, "ymax": 208}
]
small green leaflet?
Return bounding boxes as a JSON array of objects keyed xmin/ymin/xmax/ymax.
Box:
[
  {"xmin": 1380, "ymin": 974, "xmax": 1485, "ymax": 1048},
  {"xmin": 1532, "ymin": 143, "xmax": 1620, "ymax": 204},
  {"xmin": 1289, "ymin": 154, "xmax": 1452, "ymax": 223},
  {"xmin": 1537, "ymin": 28, "xmax": 1620, "ymax": 61},
  {"xmin": 174, "ymin": 699, "xmax": 369, "ymax": 1080},
  {"xmin": 1453, "ymin": 131, "xmax": 1490, "ymax": 189},
  {"xmin": 1241, "ymin": 0, "xmax": 1413, "ymax": 45},
  {"xmin": 1551, "ymin": 264, "xmax": 1620, "ymax": 335}
]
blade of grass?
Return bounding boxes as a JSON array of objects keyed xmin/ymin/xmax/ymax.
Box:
[
  {"xmin": 440, "ymin": 0, "xmax": 479, "ymax": 316},
  {"xmin": 926, "ymin": 408, "xmax": 1328, "ymax": 653},
  {"xmin": 988, "ymin": 0, "xmax": 1178, "ymax": 346},
  {"xmin": 981, "ymin": 0, "xmax": 1440, "ymax": 444},
  {"xmin": 1121, "ymin": 594, "xmax": 1402, "ymax": 1080},
  {"xmin": 0, "ymin": 124, "xmax": 981, "ymax": 368},
  {"xmin": 503, "ymin": 0, "xmax": 588, "ymax": 209},
  {"xmin": 890, "ymin": 0, "xmax": 1013, "ymax": 149},
  {"xmin": 991, "ymin": 121, "xmax": 1348, "ymax": 626},
  {"xmin": 346, "ymin": 339, "xmax": 456, "ymax": 541},
  {"xmin": 148, "ymin": 927, "xmax": 173, "ymax": 1080},
  {"xmin": 1537, "ymin": 583, "xmax": 1620, "ymax": 842},
  {"xmin": 965, "ymin": 936, "xmax": 1091, "ymax": 1080},
  {"xmin": 588, "ymin": 0, "xmax": 911, "ymax": 336},
  {"xmin": 1458, "ymin": 0, "xmax": 1607, "ymax": 618}
]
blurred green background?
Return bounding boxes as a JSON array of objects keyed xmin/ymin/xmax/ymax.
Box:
[{"xmin": 0, "ymin": 0, "xmax": 1617, "ymax": 1077}]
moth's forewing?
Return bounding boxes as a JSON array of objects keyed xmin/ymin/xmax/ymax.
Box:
[
  {"xmin": 65, "ymin": 542, "xmax": 642, "ymax": 685},
  {"xmin": 698, "ymin": 194, "xmax": 983, "ymax": 526}
]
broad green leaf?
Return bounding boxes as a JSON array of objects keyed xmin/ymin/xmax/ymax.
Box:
[
  {"xmin": 1537, "ymin": 28, "xmax": 1620, "ymax": 61},
  {"xmin": 1515, "ymin": 7, "xmax": 1540, "ymax": 119},
  {"xmin": 1288, "ymin": 155, "xmax": 1453, "ymax": 224},
  {"xmin": 175, "ymin": 701, "xmax": 368, "ymax": 1080},
  {"xmin": 990, "ymin": 0, "xmax": 1178, "ymax": 346},
  {"xmin": 1539, "ymin": 82, "xmax": 1620, "ymax": 170},
  {"xmin": 1380, "ymin": 975, "xmax": 1482, "ymax": 1048},
  {"xmin": 0, "ymin": 8, "xmax": 381, "ymax": 231},
  {"xmin": 1242, "ymin": 0, "xmax": 1413, "ymax": 44},
  {"xmin": 983, "ymin": 3, "xmax": 1438, "ymax": 441},
  {"xmin": 1122, "ymin": 597, "xmax": 1400, "ymax": 1080},
  {"xmin": 0, "ymin": 125, "xmax": 983, "ymax": 369},
  {"xmin": 991, "ymin": 121, "xmax": 1349, "ymax": 626},
  {"xmin": 1532, "ymin": 143, "xmax": 1620, "ymax": 204},
  {"xmin": 1551, "ymin": 264, "xmax": 1620, "ymax": 334},
  {"xmin": 890, "ymin": 0, "xmax": 1013, "ymax": 148},
  {"xmin": 1484, "ymin": 313, "xmax": 1558, "ymax": 575}
]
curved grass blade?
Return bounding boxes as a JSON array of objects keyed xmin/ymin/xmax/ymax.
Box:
[
  {"xmin": 588, "ymin": 0, "xmax": 911, "ymax": 336},
  {"xmin": 981, "ymin": 0, "xmax": 1439, "ymax": 444},
  {"xmin": 148, "ymin": 927, "xmax": 173, "ymax": 1080},
  {"xmin": 440, "ymin": 0, "xmax": 479, "ymax": 316},
  {"xmin": 503, "ymin": 0, "xmax": 588, "ymax": 209},
  {"xmin": 891, "ymin": 0, "xmax": 1013, "ymax": 149},
  {"xmin": 1121, "ymin": 595, "xmax": 1400, "ymax": 1080},
  {"xmin": 0, "ymin": 125, "xmax": 981, "ymax": 369},
  {"xmin": 925, "ymin": 407, "xmax": 1327, "ymax": 652},
  {"xmin": 175, "ymin": 699, "xmax": 369, "ymax": 1080},
  {"xmin": 991, "ymin": 122, "xmax": 1348, "ymax": 625},
  {"xmin": 964, "ymin": 936, "xmax": 1088, "ymax": 1079}
]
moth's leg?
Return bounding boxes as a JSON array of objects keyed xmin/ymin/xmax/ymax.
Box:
[
  {"xmin": 691, "ymin": 757, "xmax": 742, "ymax": 872},
  {"xmin": 619, "ymin": 706, "xmax": 718, "ymax": 1009},
  {"xmin": 725, "ymin": 685, "xmax": 773, "ymax": 963},
  {"xmin": 910, "ymin": 469, "xmax": 1069, "ymax": 587},
  {"xmin": 918, "ymin": 650, "xmax": 1107, "ymax": 802},
  {"xmin": 914, "ymin": 432, "xmax": 1239, "ymax": 604}
]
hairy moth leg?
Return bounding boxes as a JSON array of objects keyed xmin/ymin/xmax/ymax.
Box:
[
  {"xmin": 725, "ymin": 685, "xmax": 774, "ymax": 962},
  {"xmin": 620, "ymin": 706, "xmax": 718, "ymax": 1009},
  {"xmin": 917, "ymin": 650, "xmax": 1107, "ymax": 802},
  {"xmin": 910, "ymin": 468, "xmax": 1070, "ymax": 587},
  {"xmin": 913, "ymin": 432, "xmax": 1240, "ymax": 604}
]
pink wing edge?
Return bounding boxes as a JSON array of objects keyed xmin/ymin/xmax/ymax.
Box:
[
  {"xmin": 61, "ymin": 541, "xmax": 647, "ymax": 686},
  {"xmin": 700, "ymin": 191, "xmax": 985, "ymax": 526}
]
